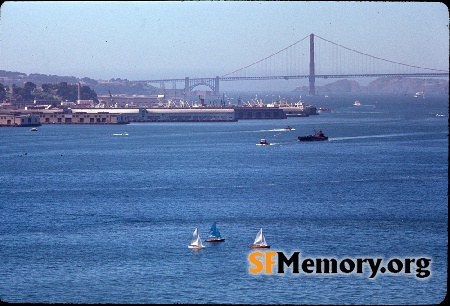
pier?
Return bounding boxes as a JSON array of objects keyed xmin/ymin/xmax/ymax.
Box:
[{"xmin": 0, "ymin": 106, "xmax": 294, "ymax": 126}]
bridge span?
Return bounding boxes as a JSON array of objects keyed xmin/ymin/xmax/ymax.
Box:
[
  {"xmin": 140, "ymin": 72, "xmax": 447, "ymax": 97},
  {"xmin": 136, "ymin": 33, "xmax": 449, "ymax": 96}
]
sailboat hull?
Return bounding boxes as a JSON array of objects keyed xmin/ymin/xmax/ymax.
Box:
[
  {"xmin": 250, "ymin": 245, "xmax": 270, "ymax": 249},
  {"xmin": 205, "ymin": 238, "xmax": 225, "ymax": 242},
  {"xmin": 188, "ymin": 245, "xmax": 205, "ymax": 249},
  {"xmin": 206, "ymin": 223, "xmax": 225, "ymax": 242}
]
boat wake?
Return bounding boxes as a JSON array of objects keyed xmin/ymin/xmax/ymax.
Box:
[
  {"xmin": 241, "ymin": 129, "xmax": 295, "ymax": 133},
  {"xmin": 256, "ymin": 141, "xmax": 294, "ymax": 146},
  {"xmin": 260, "ymin": 128, "xmax": 296, "ymax": 132},
  {"xmin": 272, "ymin": 128, "xmax": 295, "ymax": 132},
  {"xmin": 256, "ymin": 143, "xmax": 274, "ymax": 146},
  {"xmin": 329, "ymin": 132, "xmax": 438, "ymax": 141},
  {"xmin": 338, "ymin": 110, "xmax": 381, "ymax": 115}
]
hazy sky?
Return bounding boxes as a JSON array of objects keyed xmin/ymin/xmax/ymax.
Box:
[{"xmin": 0, "ymin": 1, "xmax": 448, "ymax": 91}]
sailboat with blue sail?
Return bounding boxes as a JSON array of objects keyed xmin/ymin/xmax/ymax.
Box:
[{"xmin": 205, "ymin": 222, "xmax": 225, "ymax": 242}]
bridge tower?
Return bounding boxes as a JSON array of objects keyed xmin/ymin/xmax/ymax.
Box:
[
  {"xmin": 185, "ymin": 77, "xmax": 189, "ymax": 94},
  {"xmin": 214, "ymin": 76, "xmax": 219, "ymax": 96},
  {"xmin": 309, "ymin": 33, "xmax": 315, "ymax": 96}
]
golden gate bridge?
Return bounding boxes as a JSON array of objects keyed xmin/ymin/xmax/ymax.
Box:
[{"xmin": 137, "ymin": 33, "xmax": 448, "ymax": 96}]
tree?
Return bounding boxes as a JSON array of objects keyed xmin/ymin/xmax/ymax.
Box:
[
  {"xmin": 41, "ymin": 83, "xmax": 51, "ymax": 93},
  {"xmin": 56, "ymin": 82, "xmax": 72, "ymax": 100},
  {"xmin": 81, "ymin": 77, "xmax": 98, "ymax": 85},
  {"xmin": 0, "ymin": 83, "xmax": 7, "ymax": 101},
  {"xmin": 79, "ymin": 85, "xmax": 99, "ymax": 103},
  {"xmin": 8, "ymin": 82, "xmax": 37, "ymax": 101},
  {"xmin": 5, "ymin": 82, "xmax": 98, "ymax": 103},
  {"xmin": 24, "ymin": 81, "xmax": 37, "ymax": 92}
]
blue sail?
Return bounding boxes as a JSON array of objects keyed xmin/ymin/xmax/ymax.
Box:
[{"xmin": 210, "ymin": 222, "xmax": 222, "ymax": 238}]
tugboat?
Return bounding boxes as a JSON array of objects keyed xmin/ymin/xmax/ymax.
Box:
[{"xmin": 298, "ymin": 130, "xmax": 328, "ymax": 142}]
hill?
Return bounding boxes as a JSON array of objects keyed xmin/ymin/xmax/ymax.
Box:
[
  {"xmin": 0, "ymin": 70, "xmax": 160, "ymax": 96},
  {"xmin": 1, "ymin": 70, "xmax": 448, "ymax": 95},
  {"xmin": 293, "ymin": 76, "xmax": 448, "ymax": 95}
]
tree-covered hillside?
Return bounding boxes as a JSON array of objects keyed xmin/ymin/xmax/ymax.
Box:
[
  {"xmin": 0, "ymin": 70, "xmax": 160, "ymax": 96},
  {"xmin": 0, "ymin": 81, "xmax": 98, "ymax": 103}
]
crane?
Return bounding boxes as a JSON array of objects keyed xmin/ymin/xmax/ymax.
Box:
[{"xmin": 108, "ymin": 90, "xmax": 114, "ymax": 107}]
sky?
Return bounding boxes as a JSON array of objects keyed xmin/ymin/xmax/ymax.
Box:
[{"xmin": 0, "ymin": 1, "xmax": 448, "ymax": 91}]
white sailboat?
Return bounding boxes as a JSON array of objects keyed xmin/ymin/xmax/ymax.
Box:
[
  {"xmin": 250, "ymin": 228, "xmax": 270, "ymax": 249},
  {"xmin": 188, "ymin": 227, "xmax": 205, "ymax": 249}
]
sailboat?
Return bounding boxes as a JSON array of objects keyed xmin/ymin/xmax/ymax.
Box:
[
  {"xmin": 188, "ymin": 228, "xmax": 205, "ymax": 249},
  {"xmin": 205, "ymin": 222, "xmax": 225, "ymax": 242},
  {"xmin": 250, "ymin": 228, "xmax": 270, "ymax": 249}
]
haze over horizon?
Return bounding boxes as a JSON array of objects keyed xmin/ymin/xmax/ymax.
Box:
[{"xmin": 0, "ymin": 1, "xmax": 448, "ymax": 91}]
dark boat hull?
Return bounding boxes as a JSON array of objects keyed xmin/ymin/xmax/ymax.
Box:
[
  {"xmin": 249, "ymin": 245, "xmax": 270, "ymax": 249},
  {"xmin": 205, "ymin": 238, "xmax": 225, "ymax": 242},
  {"xmin": 298, "ymin": 135, "xmax": 328, "ymax": 141}
]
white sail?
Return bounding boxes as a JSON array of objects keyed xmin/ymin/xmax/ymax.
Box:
[
  {"xmin": 253, "ymin": 228, "xmax": 267, "ymax": 246},
  {"xmin": 189, "ymin": 228, "xmax": 205, "ymax": 248},
  {"xmin": 260, "ymin": 233, "xmax": 267, "ymax": 246},
  {"xmin": 191, "ymin": 228, "xmax": 199, "ymax": 245}
]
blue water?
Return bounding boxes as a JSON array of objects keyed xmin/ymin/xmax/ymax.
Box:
[{"xmin": 0, "ymin": 94, "xmax": 448, "ymax": 304}]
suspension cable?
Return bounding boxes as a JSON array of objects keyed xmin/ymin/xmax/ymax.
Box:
[
  {"xmin": 221, "ymin": 34, "xmax": 310, "ymax": 77},
  {"xmin": 315, "ymin": 34, "xmax": 448, "ymax": 72}
]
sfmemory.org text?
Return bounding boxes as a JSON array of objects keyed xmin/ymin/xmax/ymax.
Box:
[{"xmin": 248, "ymin": 251, "xmax": 431, "ymax": 279}]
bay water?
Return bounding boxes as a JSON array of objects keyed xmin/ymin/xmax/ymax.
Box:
[{"xmin": 0, "ymin": 93, "xmax": 448, "ymax": 304}]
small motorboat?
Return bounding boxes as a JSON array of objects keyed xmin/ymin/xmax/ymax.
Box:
[
  {"xmin": 414, "ymin": 91, "xmax": 425, "ymax": 98},
  {"xmin": 30, "ymin": 128, "xmax": 38, "ymax": 132},
  {"xmin": 259, "ymin": 138, "xmax": 270, "ymax": 145},
  {"xmin": 283, "ymin": 125, "xmax": 294, "ymax": 130},
  {"xmin": 298, "ymin": 130, "xmax": 328, "ymax": 141},
  {"xmin": 353, "ymin": 100, "xmax": 361, "ymax": 106}
]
